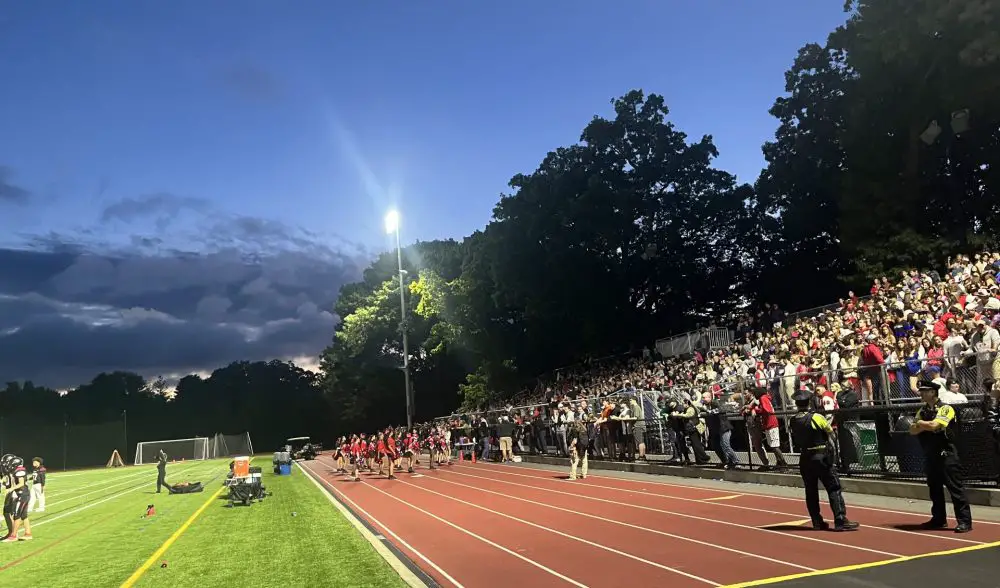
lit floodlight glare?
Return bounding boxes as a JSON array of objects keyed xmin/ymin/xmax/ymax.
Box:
[{"xmin": 384, "ymin": 209, "xmax": 400, "ymax": 234}]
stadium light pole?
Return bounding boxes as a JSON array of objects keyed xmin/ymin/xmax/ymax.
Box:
[{"xmin": 385, "ymin": 209, "xmax": 413, "ymax": 429}]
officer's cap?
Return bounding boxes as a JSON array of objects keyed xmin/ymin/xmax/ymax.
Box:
[
  {"xmin": 792, "ymin": 389, "xmax": 812, "ymax": 407},
  {"xmin": 917, "ymin": 381, "xmax": 939, "ymax": 394}
]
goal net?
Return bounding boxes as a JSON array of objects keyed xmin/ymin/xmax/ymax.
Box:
[
  {"xmin": 207, "ymin": 432, "xmax": 254, "ymax": 459},
  {"xmin": 134, "ymin": 437, "xmax": 210, "ymax": 465}
]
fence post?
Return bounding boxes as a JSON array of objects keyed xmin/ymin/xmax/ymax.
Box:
[{"xmin": 63, "ymin": 416, "xmax": 68, "ymax": 471}]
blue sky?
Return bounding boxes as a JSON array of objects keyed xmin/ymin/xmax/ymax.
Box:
[
  {"xmin": 0, "ymin": 2, "xmax": 848, "ymax": 388},
  {"xmin": 1, "ymin": 1, "xmax": 846, "ymax": 249}
]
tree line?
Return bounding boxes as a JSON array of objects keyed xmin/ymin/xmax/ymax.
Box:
[
  {"xmin": 0, "ymin": 361, "xmax": 331, "ymax": 468},
  {"xmin": 320, "ymin": 0, "xmax": 1000, "ymax": 429}
]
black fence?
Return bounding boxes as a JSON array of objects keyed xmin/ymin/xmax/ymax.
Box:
[
  {"xmin": 0, "ymin": 417, "xmax": 126, "ymax": 470},
  {"xmin": 480, "ymin": 399, "xmax": 1000, "ymax": 488},
  {"xmin": 724, "ymin": 400, "xmax": 999, "ymax": 487}
]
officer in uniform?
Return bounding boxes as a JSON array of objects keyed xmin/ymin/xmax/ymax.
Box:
[
  {"xmin": 908, "ymin": 382, "xmax": 972, "ymax": 533},
  {"xmin": 790, "ymin": 389, "xmax": 859, "ymax": 531}
]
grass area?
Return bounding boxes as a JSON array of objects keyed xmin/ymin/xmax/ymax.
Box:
[{"xmin": 0, "ymin": 459, "xmax": 408, "ymax": 587}]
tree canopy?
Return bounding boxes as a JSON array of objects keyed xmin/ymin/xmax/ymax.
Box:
[{"xmin": 320, "ymin": 0, "xmax": 1000, "ymax": 427}]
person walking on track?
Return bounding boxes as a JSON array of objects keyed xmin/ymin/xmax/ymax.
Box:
[
  {"xmin": 568, "ymin": 416, "xmax": 589, "ymax": 480},
  {"xmin": 909, "ymin": 382, "xmax": 973, "ymax": 533},
  {"xmin": 156, "ymin": 449, "xmax": 168, "ymax": 494},
  {"xmin": 790, "ymin": 390, "xmax": 859, "ymax": 532}
]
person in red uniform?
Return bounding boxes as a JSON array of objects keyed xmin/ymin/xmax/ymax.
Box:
[
  {"xmin": 385, "ymin": 431, "xmax": 399, "ymax": 480},
  {"xmin": 375, "ymin": 432, "xmax": 387, "ymax": 476},
  {"xmin": 349, "ymin": 435, "xmax": 362, "ymax": 481},
  {"xmin": 404, "ymin": 429, "xmax": 421, "ymax": 473},
  {"xmin": 367, "ymin": 434, "xmax": 378, "ymax": 472},
  {"xmin": 358, "ymin": 436, "xmax": 369, "ymax": 473}
]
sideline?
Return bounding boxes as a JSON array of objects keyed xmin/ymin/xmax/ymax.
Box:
[
  {"xmin": 720, "ymin": 539, "xmax": 1000, "ymax": 587},
  {"xmin": 119, "ymin": 460, "xmax": 243, "ymax": 587},
  {"xmin": 298, "ymin": 459, "xmax": 435, "ymax": 588}
]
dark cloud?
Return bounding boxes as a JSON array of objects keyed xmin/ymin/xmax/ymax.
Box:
[
  {"xmin": 100, "ymin": 192, "xmax": 211, "ymax": 229},
  {"xmin": 216, "ymin": 62, "xmax": 285, "ymax": 103},
  {"xmin": 0, "ymin": 201, "xmax": 370, "ymax": 388},
  {"xmin": 0, "ymin": 166, "xmax": 30, "ymax": 204}
]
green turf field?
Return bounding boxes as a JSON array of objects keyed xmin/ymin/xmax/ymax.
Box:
[{"xmin": 0, "ymin": 459, "xmax": 408, "ymax": 587}]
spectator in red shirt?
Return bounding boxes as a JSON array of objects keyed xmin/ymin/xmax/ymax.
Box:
[
  {"xmin": 860, "ymin": 333, "xmax": 885, "ymax": 404},
  {"xmin": 743, "ymin": 388, "xmax": 788, "ymax": 470}
]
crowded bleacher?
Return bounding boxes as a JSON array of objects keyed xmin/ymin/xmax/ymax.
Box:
[{"xmin": 434, "ymin": 249, "xmax": 1000, "ymax": 479}]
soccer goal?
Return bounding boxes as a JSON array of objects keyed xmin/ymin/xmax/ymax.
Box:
[
  {"xmin": 134, "ymin": 437, "xmax": 210, "ymax": 465},
  {"xmin": 207, "ymin": 432, "xmax": 254, "ymax": 459}
]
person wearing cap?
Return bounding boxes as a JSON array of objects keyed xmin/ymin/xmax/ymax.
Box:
[
  {"xmin": 909, "ymin": 382, "xmax": 973, "ymax": 533},
  {"xmin": 789, "ymin": 389, "xmax": 859, "ymax": 532}
]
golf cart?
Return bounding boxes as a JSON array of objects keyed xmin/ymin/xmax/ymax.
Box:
[{"xmin": 287, "ymin": 436, "xmax": 319, "ymax": 461}]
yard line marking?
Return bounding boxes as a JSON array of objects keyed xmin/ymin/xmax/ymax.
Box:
[
  {"xmin": 481, "ymin": 461, "xmax": 1000, "ymax": 527},
  {"xmin": 47, "ymin": 470, "xmax": 161, "ymax": 507},
  {"xmin": 298, "ymin": 460, "xmax": 434, "ymax": 588},
  {"xmin": 703, "ymin": 494, "xmax": 743, "ymax": 501},
  {"xmin": 448, "ymin": 466, "xmax": 902, "ymax": 558},
  {"xmin": 119, "ymin": 460, "xmax": 243, "ymax": 587},
  {"xmin": 397, "ymin": 478, "xmax": 720, "ymax": 586},
  {"xmin": 48, "ymin": 468, "xmax": 152, "ymax": 496},
  {"xmin": 362, "ymin": 478, "xmax": 590, "ymax": 587},
  {"xmin": 34, "ymin": 463, "xmax": 206, "ymax": 529},
  {"xmin": 423, "ymin": 473, "xmax": 813, "ymax": 572}
]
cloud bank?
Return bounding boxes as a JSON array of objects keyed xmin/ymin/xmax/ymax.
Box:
[{"xmin": 0, "ymin": 191, "xmax": 368, "ymax": 389}]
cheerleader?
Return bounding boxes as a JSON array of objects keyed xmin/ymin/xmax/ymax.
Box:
[
  {"xmin": 437, "ymin": 426, "xmax": 451, "ymax": 466},
  {"xmin": 368, "ymin": 435, "xmax": 382, "ymax": 474},
  {"xmin": 404, "ymin": 429, "xmax": 420, "ymax": 473},
  {"xmin": 385, "ymin": 430, "xmax": 399, "ymax": 480},
  {"xmin": 358, "ymin": 436, "xmax": 369, "ymax": 472},
  {"xmin": 349, "ymin": 435, "xmax": 362, "ymax": 482},
  {"xmin": 334, "ymin": 436, "xmax": 347, "ymax": 473}
]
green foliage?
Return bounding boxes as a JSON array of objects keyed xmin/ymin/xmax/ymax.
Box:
[{"xmin": 312, "ymin": 0, "xmax": 1000, "ymax": 429}]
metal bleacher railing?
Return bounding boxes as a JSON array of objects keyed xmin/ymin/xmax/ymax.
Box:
[{"xmin": 655, "ymin": 327, "xmax": 732, "ymax": 358}]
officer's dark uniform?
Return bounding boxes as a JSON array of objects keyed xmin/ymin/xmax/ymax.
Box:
[
  {"xmin": 911, "ymin": 384, "xmax": 972, "ymax": 533},
  {"xmin": 789, "ymin": 390, "xmax": 858, "ymax": 531}
]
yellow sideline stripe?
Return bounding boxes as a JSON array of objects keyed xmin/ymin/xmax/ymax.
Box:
[
  {"xmin": 702, "ymin": 494, "xmax": 743, "ymax": 501},
  {"xmin": 721, "ymin": 539, "xmax": 1000, "ymax": 588},
  {"xmin": 120, "ymin": 459, "xmax": 250, "ymax": 587}
]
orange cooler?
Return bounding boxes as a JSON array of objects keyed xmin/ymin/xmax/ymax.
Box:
[{"xmin": 233, "ymin": 456, "xmax": 250, "ymax": 478}]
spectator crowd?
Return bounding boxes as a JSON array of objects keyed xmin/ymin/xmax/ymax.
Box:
[{"xmin": 438, "ymin": 250, "xmax": 1000, "ymax": 473}]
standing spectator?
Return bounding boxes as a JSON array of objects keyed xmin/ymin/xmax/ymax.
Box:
[
  {"xmin": 744, "ymin": 387, "xmax": 789, "ymax": 470},
  {"xmin": 860, "ymin": 334, "xmax": 886, "ymax": 404},
  {"xmin": 628, "ymin": 394, "xmax": 647, "ymax": 460},
  {"xmin": 28, "ymin": 458, "xmax": 45, "ymax": 513},
  {"xmin": 496, "ymin": 416, "xmax": 515, "ymax": 462},
  {"xmin": 969, "ymin": 319, "xmax": 1000, "ymax": 385},
  {"xmin": 703, "ymin": 391, "xmax": 739, "ymax": 469},
  {"xmin": 568, "ymin": 418, "xmax": 589, "ymax": 480}
]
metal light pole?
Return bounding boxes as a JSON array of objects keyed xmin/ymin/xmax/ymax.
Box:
[{"xmin": 385, "ymin": 209, "xmax": 413, "ymax": 429}]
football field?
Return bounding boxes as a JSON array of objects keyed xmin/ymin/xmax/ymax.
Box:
[{"xmin": 0, "ymin": 459, "xmax": 406, "ymax": 587}]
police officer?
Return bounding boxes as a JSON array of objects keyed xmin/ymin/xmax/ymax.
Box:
[
  {"xmin": 790, "ymin": 389, "xmax": 859, "ymax": 532},
  {"xmin": 908, "ymin": 382, "xmax": 972, "ymax": 533}
]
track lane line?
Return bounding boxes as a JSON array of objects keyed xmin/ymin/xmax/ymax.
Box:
[
  {"xmin": 453, "ymin": 463, "xmax": 985, "ymax": 546},
  {"xmin": 299, "ymin": 459, "xmax": 454, "ymax": 588},
  {"xmin": 394, "ymin": 476, "xmax": 720, "ymax": 586},
  {"xmin": 486, "ymin": 461, "xmax": 1000, "ymax": 526},
  {"xmin": 357, "ymin": 478, "xmax": 591, "ymax": 587},
  {"xmin": 420, "ymin": 471, "xmax": 814, "ymax": 573},
  {"xmin": 448, "ymin": 464, "xmax": 901, "ymax": 558}
]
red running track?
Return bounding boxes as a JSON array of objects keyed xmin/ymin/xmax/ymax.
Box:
[{"xmin": 300, "ymin": 456, "xmax": 1000, "ymax": 588}]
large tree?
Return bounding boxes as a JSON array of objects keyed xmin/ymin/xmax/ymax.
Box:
[{"xmin": 759, "ymin": 0, "xmax": 1000, "ymax": 290}]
